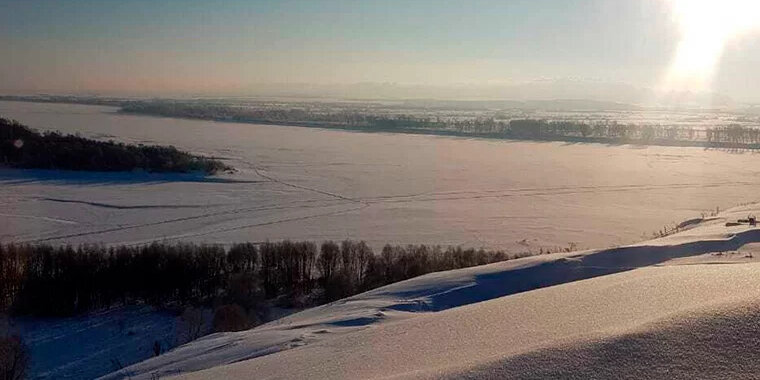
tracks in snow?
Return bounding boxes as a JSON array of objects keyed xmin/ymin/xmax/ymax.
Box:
[{"xmin": 12, "ymin": 164, "xmax": 760, "ymax": 245}]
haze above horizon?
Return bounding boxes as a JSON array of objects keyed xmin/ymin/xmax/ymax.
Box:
[{"xmin": 2, "ymin": 0, "xmax": 760, "ymax": 102}]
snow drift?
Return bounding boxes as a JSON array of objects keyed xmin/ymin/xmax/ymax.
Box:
[{"xmin": 104, "ymin": 204, "xmax": 760, "ymax": 379}]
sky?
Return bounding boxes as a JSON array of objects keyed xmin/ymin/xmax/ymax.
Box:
[{"xmin": 1, "ymin": 0, "xmax": 760, "ymax": 101}]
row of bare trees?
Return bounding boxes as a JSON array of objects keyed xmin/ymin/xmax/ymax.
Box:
[
  {"xmin": 0, "ymin": 240, "xmax": 515, "ymax": 317},
  {"xmin": 706, "ymin": 125, "xmax": 760, "ymax": 145}
]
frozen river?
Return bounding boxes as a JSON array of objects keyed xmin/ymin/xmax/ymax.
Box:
[{"xmin": 2, "ymin": 100, "xmax": 760, "ymax": 253}]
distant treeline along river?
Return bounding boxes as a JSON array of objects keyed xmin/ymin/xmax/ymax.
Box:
[
  {"xmin": 1, "ymin": 96, "xmax": 759, "ymax": 149},
  {"xmin": 117, "ymin": 102, "xmax": 760, "ymax": 149}
]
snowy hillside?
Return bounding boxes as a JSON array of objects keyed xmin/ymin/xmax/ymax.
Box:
[
  {"xmin": 14, "ymin": 306, "xmax": 177, "ymax": 380},
  {"xmin": 106, "ymin": 203, "xmax": 760, "ymax": 379}
]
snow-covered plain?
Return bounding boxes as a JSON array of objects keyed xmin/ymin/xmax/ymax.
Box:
[
  {"xmin": 2, "ymin": 100, "xmax": 760, "ymax": 252},
  {"xmin": 104, "ymin": 204, "xmax": 760, "ymax": 379}
]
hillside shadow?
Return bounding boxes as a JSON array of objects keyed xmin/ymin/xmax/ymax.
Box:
[
  {"xmin": 0, "ymin": 168, "xmax": 262, "ymax": 186},
  {"xmin": 390, "ymin": 229, "xmax": 760, "ymax": 312}
]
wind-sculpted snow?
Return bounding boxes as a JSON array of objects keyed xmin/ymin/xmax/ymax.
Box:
[
  {"xmin": 170, "ymin": 265, "xmax": 760, "ymax": 380},
  {"xmin": 442, "ymin": 300, "xmax": 760, "ymax": 379},
  {"xmin": 105, "ymin": 205, "xmax": 760, "ymax": 379}
]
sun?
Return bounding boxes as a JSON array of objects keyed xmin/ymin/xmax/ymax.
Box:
[{"xmin": 663, "ymin": 0, "xmax": 760, "ymax": 93}]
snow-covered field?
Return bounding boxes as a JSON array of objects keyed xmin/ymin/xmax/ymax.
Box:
[
  {"xmin": 2, "ymin": 100, "xmax": 760, "ymax": 252},
  {"xmin": 104, "ymin": 204, "xmax": 760, "ymax": 379}
]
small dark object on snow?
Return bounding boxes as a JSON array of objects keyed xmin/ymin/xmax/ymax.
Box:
[{"xmin": 733, "ymin": 215, "xmax": 757, "ymax": 226}]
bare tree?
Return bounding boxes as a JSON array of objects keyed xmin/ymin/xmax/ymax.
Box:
[
  {"xmin": 179, "ymin": 307, "xmax": 207, "ymax": 343},
  {"xmin": 0, "ymin": 336, "xmax": 28, "ymax": 380}
]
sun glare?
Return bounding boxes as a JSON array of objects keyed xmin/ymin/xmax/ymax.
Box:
[{"xmin": 664, "ymin": 0, "xmax": 760, "ymax": 93}]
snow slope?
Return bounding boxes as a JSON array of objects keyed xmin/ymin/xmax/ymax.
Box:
[
  {"xmin": 105, "ymin": 204, "xmax": 760, "ymax": 379},
  {"xmin": 12, "ymin": 306, "xmax": 177, "ymax": 380}
]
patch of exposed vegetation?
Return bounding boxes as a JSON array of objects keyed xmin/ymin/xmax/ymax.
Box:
[{"xmin": 0, "ymin": 118, "xmax": 230, "ymax": 174}]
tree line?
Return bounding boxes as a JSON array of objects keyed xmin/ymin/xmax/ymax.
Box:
[
  {"xmin": 0, "ymin": 240, "xmax": 519, "ymax": 318},
  {"xmin": 120, "ymin": 102, "xmax": 760, "ymax": 148},
  {"xmin": 706, "ymin": 125, "xmax": 760, "ymax": 145},
  {"xmin": 0, "ymin": 118, "xmax": 229, "ymax": 174},
  {"xmin": 506, "ymin": 119, "xmax": 760, "ymax": 146}
]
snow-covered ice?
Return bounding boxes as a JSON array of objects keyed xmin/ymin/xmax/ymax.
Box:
[{"xmin": 3, "ymin": 100, "xmax": 760, "ymax": 253}]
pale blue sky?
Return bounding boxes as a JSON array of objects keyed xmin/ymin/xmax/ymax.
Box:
[{"xmin": 1, "ymin": 0, "xmax": 759, "ymax": 100}]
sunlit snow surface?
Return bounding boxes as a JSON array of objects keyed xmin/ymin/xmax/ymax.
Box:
[
  {"xmin": 106, "ymin": 205, "xmax": 760, "ymax": 379},
  {"xmin": 2, "ymin": 100, "xmax": 760, "ymax": 252},
  {"xmin": 5, "ymin": 101, "xmax": 760, "ymax": 379}
]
